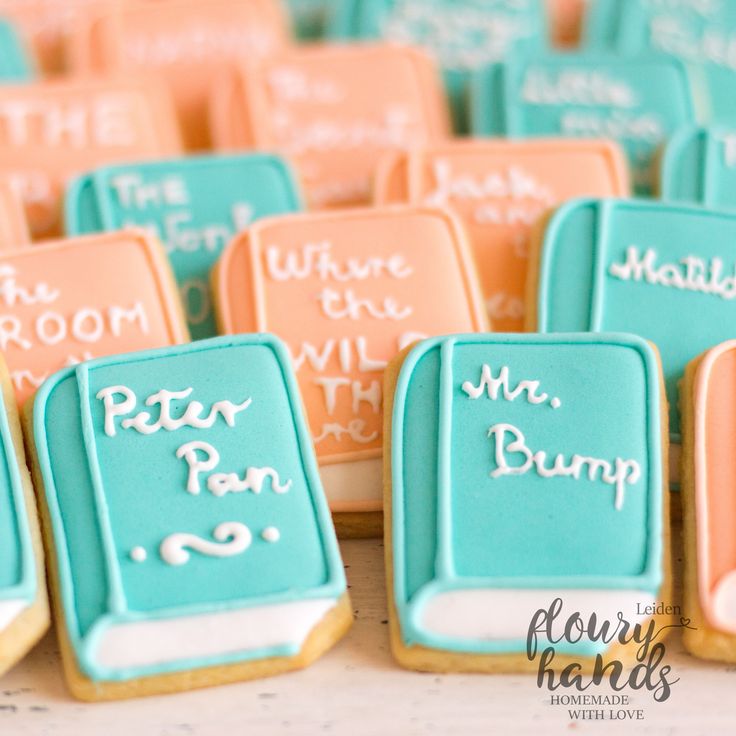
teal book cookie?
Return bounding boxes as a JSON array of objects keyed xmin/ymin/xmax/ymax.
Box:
[
  {"xmin": 28, "ymin": 335, "xmax": 348, "ymax": 698},
  {"xmin": 470, "ymin": 53, "xmax": 695, "ymax": 195},
  {"xmin": 388, "ymin": 333, "xmax": 666, "ymax": 666},
  {"xmin": 533, "ymin": 198, "xmax": 736, "ymax": 443},
  {"xmin": 584, "ymin": 0, "xmax": 736, "ymax": 124},
  {"xmin": 0, "ymin": 357, "xmax": 46, "ymax": 675},
  {"xmin": 328, "ymin": 0, "xmax": 547, "ymax": 133},
  {"xmin": 0, "ymin": 20, "xmax": 33, "ymax": 81},
  {"xmin": 286, "ymin": 0, "xmax": 335, "ymax": 39},
  {"xmin": 65, "ymin": 154, "xmax": 302, "ymax": 340},
  {"xmin": 661, "ymin": 126, "xmax": 736, "ymax": 207}
]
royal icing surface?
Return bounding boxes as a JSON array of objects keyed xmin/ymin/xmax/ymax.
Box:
[
  {"xmin": 535, "ymin": 198, "xmax": 736, "ymax": 443},
  {"xmin": 329, "ymin": 0, "xmax": 546, "ymax": 132},
  {"xmin": 0, "ymin": 77, "xmax": 181, "ymax": 238},
  {"xmin": 65, "ymin": 154, "xmax": 302, "ymax": 339},
  {"xmin": 694, "ymin": 340, "xmax": 736, "ymax": 635},
  {"xmin": 661, "ymin": 126, "xmax": 736, "ymax": 207},
  {"xmin": 471, "ymin": 53, "xmax": 696, "ymax": 195},
  {"xmin": 0, "ymin": 182, "xmax": 30, "ymax": 250},
  {"xmin": 0, "ymin": 19, "xmax": 33, "ymax": 80},
  {"xmin": 374, "ymin": 139, "xmax": 629, "ymax": 331},
  {"xmin": 584, "ymin": 0, "xmax": 736, "ymax": 124},
  {"xmin": 391, "ymin": 333, "xmax": 664, "ymax": 655},
  {"xmin": 0, "ymin": 359, "xmax": 36, "ymax": 634},
  {"xmin": 32, "ymin": 334, "xmax": 346, "ymax": 681},
  {"xmin": 70, "ymin": 0, "xmax": 289, "ymax": 150},
  {"xmin": 0, "ymin": 230, "xmax": 188, "ymax": 406},
  {"xmin": 210, "ymin": 44, "xmax": 449, "ymax": 210},
  {"xmin": 214, "ymin": 207, "xmax": 487, "ymax": 511}
]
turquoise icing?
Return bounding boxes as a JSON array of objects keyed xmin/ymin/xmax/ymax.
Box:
[
  {"xmin": 328, "ymin": 0, "xmax": 547, "ymax": 133},
  {"xmin": 536, "ymin": 198, "xmax": 736, "ymax": 442},
  {"xmin": 584, "ymin": 0, "xmax": 736, "ymax": 125},
  {"xmin": 392, "ymin": 333, "xmax": 663, "ymax": 656},
  {"xmin": 0, "ymin": 20, "xmax": 33, "ymax": 80},
  {"xmin": 32, "ymin": 334, "xmax": 345, "ymax": 682},
  {"xmin": 0, "ymin": 386, "xmax": 35, "ymax": 616},
  {"xmin": 661, "ymin": 125, "xmax": 736, "ymax": 207},
  {"xmin": 286, "ymin": 0, "xmax": 335, "ymax": 39},
  {"xmin": 470, "ymin": 52, "xmax": 695, "ymax": 195},
  {"xmin": 64, "ymin": 154, "xmax": 302, "ymax": 340}
]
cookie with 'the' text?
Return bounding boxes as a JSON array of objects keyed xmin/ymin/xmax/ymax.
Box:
[
  {"xmin": 210, "ymin": 44, "xmax": 450, "ymax": 210},
  {"xmin": 0, "ymin": 230, "xmax": 188, "ymax": 406},
  {"xmin": 213, "ymin": 206, "xmax": 488, "ymax": 536},
  {"xmin": 65, "ymin": 153, "xmax": 303, "ymax": 340},
  {"xmin": 0, "ymin": 77, "xmax": 181, "ymax": 238}
]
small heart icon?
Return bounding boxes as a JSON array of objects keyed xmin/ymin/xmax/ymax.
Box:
[{"xmin": 680, "ymin": 617, "xmax": 692, "ymax": 627}]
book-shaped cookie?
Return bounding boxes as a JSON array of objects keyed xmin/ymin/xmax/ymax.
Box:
[
  {"xmin": 0, "ymin": 19, "xmax": 33, "ymax": 80},
  {"xmin": 25, "ymin": 334, "xmax": 351, "ymax": 701},
  {"xmin": 0, "ymin": 182, "xmax": 30, "ymax": 248},
  {"xmin": 374, "ymin": 139, "xmax": 629, "ymax": 331},
  {"xmin": 529, "ymin": 199, "xmax": 736, "ymax": 457},
  {"xmin": 328, "ymin": 0, "xmax": 546, "ymax": 132},
  {"xmin": 210, "ymin": 44, "xmax": 449, "ymax": 209},
  {"xmin": 471, "ymin": 53, "xmax": 696, "ymax": 195},
  {"xmin": 0, "ymin": 78, "xmax": 181, "ymax": 238},
  {"xmin": 682, "ymin": 340, "xmax": 736, "ymax": 663},
  {"xmin": 584, "ymin": 0, "xmax": 736, "ymax": 124},
  {"xmin": 661, "ymin": 126, "xmax": 736, "ymax": 207},
  {"xmin": 69, "ymin": 0, "xmax": 289, "ymax": 150},
  {"xmin": 0, "ymin": 354, "xmax": 48, "ymax": 676},
  {"xmin": 0, "ymin": 230, "xmax": 188, "ymax": 406},
  {"xmin": 213, "ymin": 207, "xmax": 487, "ymax": 535},
  {"xmin": 66, "ymin": 154, "xmax": 302, "ymax": 340},
  {"xmin": 385, "ymin": 333, "xmax": 670, "ymax": 673}
]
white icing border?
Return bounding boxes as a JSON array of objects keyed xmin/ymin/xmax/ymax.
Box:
[{"xmin": 95, "ymin": 598, "xmax": 337, "ymax": 671}]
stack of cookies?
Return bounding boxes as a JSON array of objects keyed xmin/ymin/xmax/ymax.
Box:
[{"xmin": 0, "ymin": 0, "xmax": 734, "ymax": 700}]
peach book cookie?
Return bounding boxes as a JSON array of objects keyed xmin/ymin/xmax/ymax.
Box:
[
  {"xmin": 385, "ymin": 333, "xmax": 670, "ymax": 673},
  {"xmin": 210, "ymin": 44, "xmax": 450, "ymax": 209},
  {"xmin": 25, "ymin": 334, "xmax": 351, "ymax": 700},
  {"xmin": 0, "ymin": 230, "xmax": 188, "ymax": 406},
  {"xmin": 375, "ymin": 139, "xmax": 629, "ymax": 330},
  {"xmin": 0, "ymin": 353, "xmax": 48, "ymax": 676},
  {"xmin": 70, "ymin": 0, "xmax": 290, "ymax": 150},
  {"xmin": 0, "ymin": 182, "xmax": 30, "ymax": 249},
  {"xmin": 0, "ymin": 77, "xmax": 181, "ymax": 238},
  {"xmin": 213, "ymin": 207, "xmax": 487, "ymax": 535},
  {"xmin": 681, "ymin": 340, "xmax": 736, "ymax": 663}
]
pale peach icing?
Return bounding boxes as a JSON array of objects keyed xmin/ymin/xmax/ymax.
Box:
[
  {"xmin": 0, "ymin": 77, "xmax": 181, "ymax": 238},
  {"xmin": 374, "ymin": 139, "xmax": 629, "ymax": 331},
  {"xmin": 695, "ymin": 340, "xmax": 736, "ymax": 634},
  {"xmin": 69, "ymin": 0, "xmax": 289, "ymax": 150},
  {"xmin": 210, "ymin": 44, "xmax": 450, "ymax": 210},
  {"xmin": 0, "ymin": 230, "xmax": 188, "ymax": 406},
  {"xmin": 0, "ymin": 182, "xmax": 30, "ymax": 249},
  {"xmin": 215, "ymin": 206, "xmax": 487, "ymax": 511}
]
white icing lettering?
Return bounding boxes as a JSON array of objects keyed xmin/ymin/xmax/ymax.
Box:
[{"xmin": 487, "ymin": 423, "xmax": 640, "ymax": 510}]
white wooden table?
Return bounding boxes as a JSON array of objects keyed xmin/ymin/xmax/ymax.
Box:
[{"xmin": 2, "ymin": 537, "xmax": 735, "ymax": 735}]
